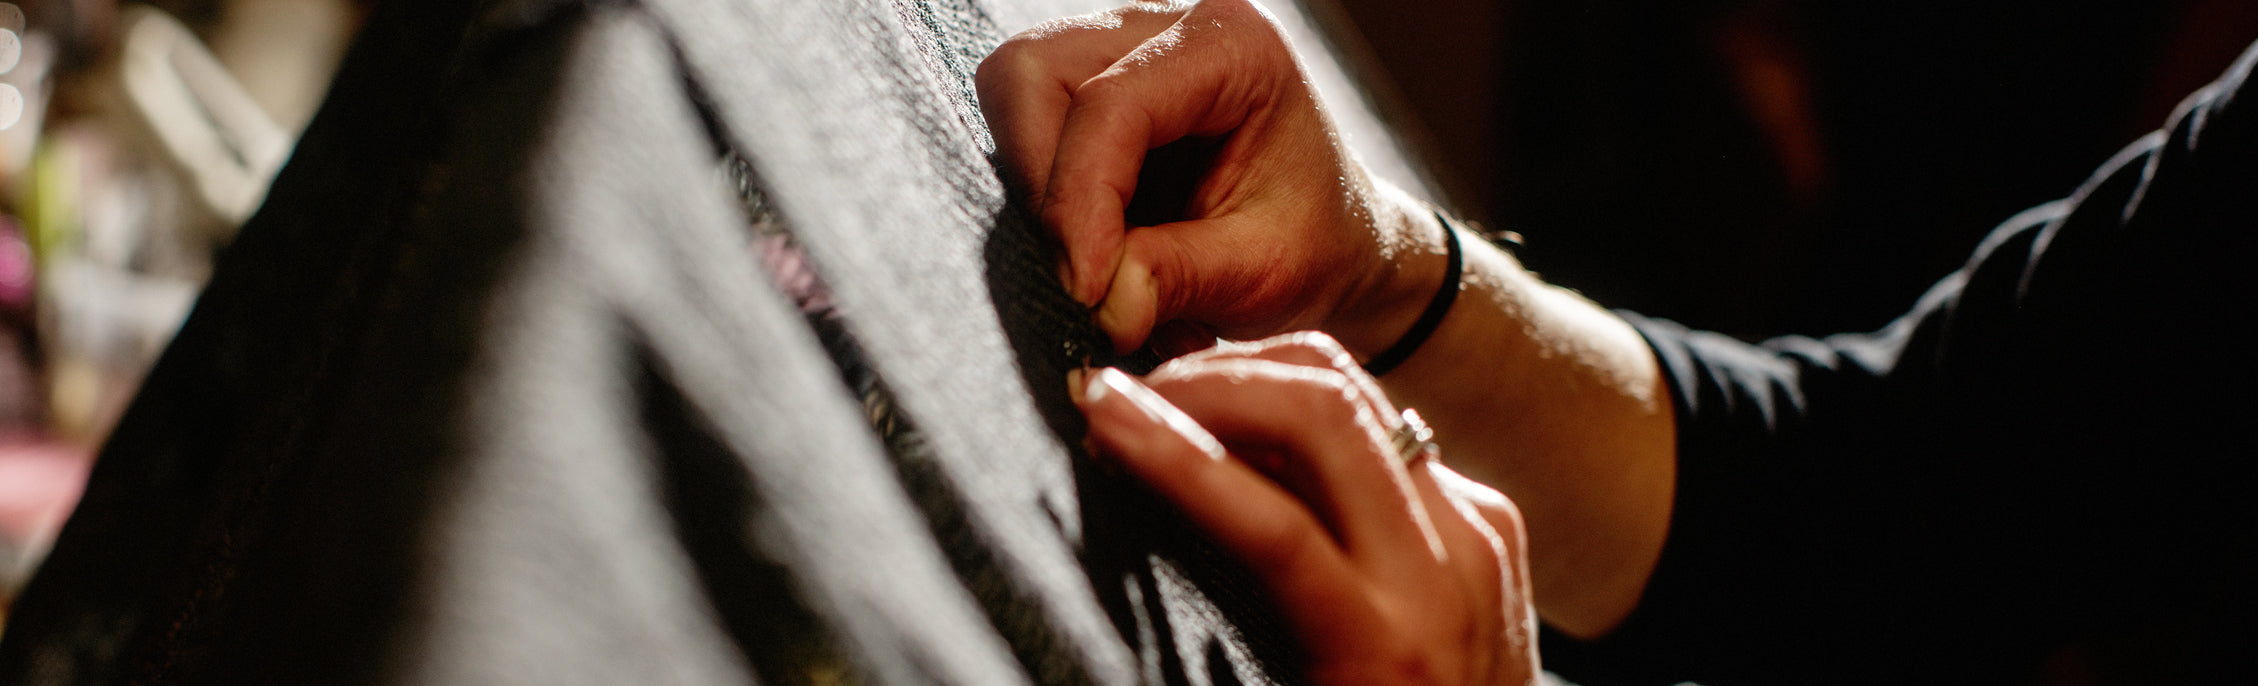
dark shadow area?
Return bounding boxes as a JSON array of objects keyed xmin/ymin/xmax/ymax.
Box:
[
  {"xmin": 1329, "ymin": 0, "xmax": 2258, "ymax": 340},
  {"xmin": 980, "ymin": 189, "xmax": 1300, "ymax": 685},
  {"xmin": 634, "ymin": 346, "xmax": 855, "ymax": 686},
  {"xmin": 0, "ymin": 0, "xmax": 535, "ymax": 681}
]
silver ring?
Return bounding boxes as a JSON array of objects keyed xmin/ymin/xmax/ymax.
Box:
[{"xmin": 1390, "ymin": 408, "xmax": 1437, "ymax": 464}]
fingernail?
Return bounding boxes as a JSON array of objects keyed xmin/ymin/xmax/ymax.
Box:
[
  {"xmin": 1083, "ymin": 367, "xmax": 1119, "ymax": 408},
  {"xmin": 1071, "ymin": 368, "xmax": 1118, "ymax": 470},
  {"xmin": 1091, "ymin": 256, "xmax": 1158, "ymax": 351}
]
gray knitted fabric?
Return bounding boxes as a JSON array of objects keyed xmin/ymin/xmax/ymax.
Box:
[{"xmin": 0, "ymin": 0, "xmax": 1436, "ymax": 683}]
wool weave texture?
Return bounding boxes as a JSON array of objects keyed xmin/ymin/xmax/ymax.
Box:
[{"xmin": 0, "ymin": 0, "xmax": 1437, "ymax": 684}]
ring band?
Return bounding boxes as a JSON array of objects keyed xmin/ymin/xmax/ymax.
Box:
[{"xmin": 1390, "ymin": 408, "xmax": 1437, "ymax": 464}]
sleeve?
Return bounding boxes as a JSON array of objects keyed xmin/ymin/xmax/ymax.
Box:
[{"xmin": 1538, "ymin": 40, "xmax": 2258, "ymax": 686}]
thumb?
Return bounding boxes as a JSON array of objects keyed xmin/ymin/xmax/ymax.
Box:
[
  {"xmin": 1092, "ymin": 214, "xmax": 1277, "ymax": 354},
  {"xmin": 1092, "ymin": 242, "xmax": 1166, "ymax": 354}
]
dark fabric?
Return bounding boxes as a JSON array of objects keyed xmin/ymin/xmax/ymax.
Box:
[
  {"xmin": 1496, "ymin": 1, "xmax": 2194, "ymax": 340},
  {"xmin": 0, "ymin": 0, "xmax": 1443, "ymax": 684},
  {"xmin": 1543, "ymin": 40, "xmax": 2258, "ymax": 686}
]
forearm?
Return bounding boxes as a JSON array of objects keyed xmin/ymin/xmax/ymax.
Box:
[{"xmin": 1335, "ymin": 198, "xmax": 1676, "ymax": 640}]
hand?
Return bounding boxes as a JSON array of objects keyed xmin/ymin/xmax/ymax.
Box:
[
  {"xmin": 993, "ymin": 0, "xmax": 1677, "ymax": 644},
  {"xmin": 1073, "ymin": 332, "xmax": 1541, "ymax": 685},
  {"xmin": 978, "ymin": 0, "xmax": 1448, "ymax": 357}
]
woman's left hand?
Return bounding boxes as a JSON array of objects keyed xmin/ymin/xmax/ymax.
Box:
[{"xmin": 1074, "ymin": 332, "xmax": 1540, "ymax": 685}]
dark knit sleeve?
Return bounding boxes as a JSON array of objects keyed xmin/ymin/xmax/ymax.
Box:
[{"xmin": 1539, "ymin": 40, "xmax": 2258, "ymax": 686}]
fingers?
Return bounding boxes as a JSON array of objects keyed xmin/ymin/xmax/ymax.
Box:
[
  {"xmin": 1040, "ymin": 0, "xmax": 1295, "ymax": 307},
  {"xmin": 1076, "ymin": 335, "xmax": 1543, "ymax": 685},
  {"xmin": 1430, "ymin": 463, "xmax": 1541, "ymax": 664},
  {"xmin": 1075, "ymin": 367, "xmax": 1370, "ymax": 628},
  {"xmin": 976, "ymin": 4, "xmax": 1191, "ymax": 207},
  {"xmin": 1175, "ymin": 332, "xmax": 1394, "ymax": 420},
  {"xmin": 1429, "ymin": 463, "xmax": 1529, "ymax": 554},
  {"xmin": 1170, "ymin": 334, "xmax": 1410, "ymax": 481},
  {"xmin": 983, "ymin": 0, "xmax": 1361, "ymax": 353},
  {"xmin": 1088, "ymin": 213, "xmax": 1295, "ymax": 353},
  {"xmin": 1079, "ymin": 333, "xmax": 1553, "ymax": 681},
  {"xmin": 1088, "ymin": 192, "xmax": 1362, "ymax": 353},
  {"xmin": 1415, "ymin": 462, "xmax": 1508, "ymax": 601},
  {"xmin": 1138, "ymin": 357, "xmax": 1442, "ymax": 566}
]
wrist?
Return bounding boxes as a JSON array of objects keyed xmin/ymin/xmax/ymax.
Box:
[{"xmin": 1324, "ymin": 185, "xmax": 1456, "ymax": 365}]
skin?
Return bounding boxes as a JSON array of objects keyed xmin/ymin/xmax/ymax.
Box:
[
  {"xmin": 1076, "ymin": 335, "xmax": 1539, "ymax": 685},
  {"xmin": 977, "ymin": 0, "xmax": 1679, "ymax": 675}
]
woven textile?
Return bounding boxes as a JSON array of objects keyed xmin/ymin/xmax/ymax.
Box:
[{"xmin": 0, "ymin": 0, "xmax": 1437, "ymax": 683}]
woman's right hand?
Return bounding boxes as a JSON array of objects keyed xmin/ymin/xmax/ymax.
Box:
[
  {"xmin": 977, "ymin": 0, "xmax": 1452, "ymax": 360},
  {"xmin": 1074, "ymin": 332, "xmax": 1541, "ymax": 685}
]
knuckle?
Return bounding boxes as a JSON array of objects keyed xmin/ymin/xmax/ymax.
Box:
[
  {"xmin": 1276, "ymin": 331, "xmax": 1354, "ymax": 368},
  {"xmin": 1279, "ymin": 369, "xmax": 1360, "ymax": 424},
  {"xmin": 974, "ymin": 39, "xmax": 1035, "ymax": 93},
  {"xmin": 1248, "ymin": 513, "xmax": 1324, "ymax": 571},
  {"xmin": 1362, "ymin": 635, "xmax": 1446, "ymax": 684},
  {"xmin": 1123, "ymin": 1, "xmax": 1195, "ymax": 23},
  {"xmin": 1489, "ymin": 495, "xmax": 1529, "ymax": 542},
  {"xmin": 1145, "ymin": 355, "xmax": 1195, "ymax": 382},
  {"xmin": 977, "ymin": 13, "xmax": 1107, "ymax": 96},
  {"xmin": 1022, "ymin": 12, "xmax": 1109, "ymax": 43},
  {"xmin": 1192, "ymin": 0, "xmax": 1256, "ymax": 18},
  {"xmin": 1285, "ymin": 329, "xmax": 1347, "ymax": 355},
  {"xmin": 1196, "ymin": 0, "xmax": 1287, "ymax": 44}
]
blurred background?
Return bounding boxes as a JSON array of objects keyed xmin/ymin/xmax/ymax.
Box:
[
  {"xmin": 0, "ymin": 0, "xmax": 2255, "ymax": 637},
  {"xmin": 0, "ymin": 0, "xmax": 364, "ymax": 629},
  {"xmin": 1327, "ymin": 0, "xmax": 2258, "ymax": 340}
]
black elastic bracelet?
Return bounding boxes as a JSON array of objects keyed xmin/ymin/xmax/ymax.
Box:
[{"xmin": 1362, "ymin": 213, "xmax": 1463, "ymax": 376}]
